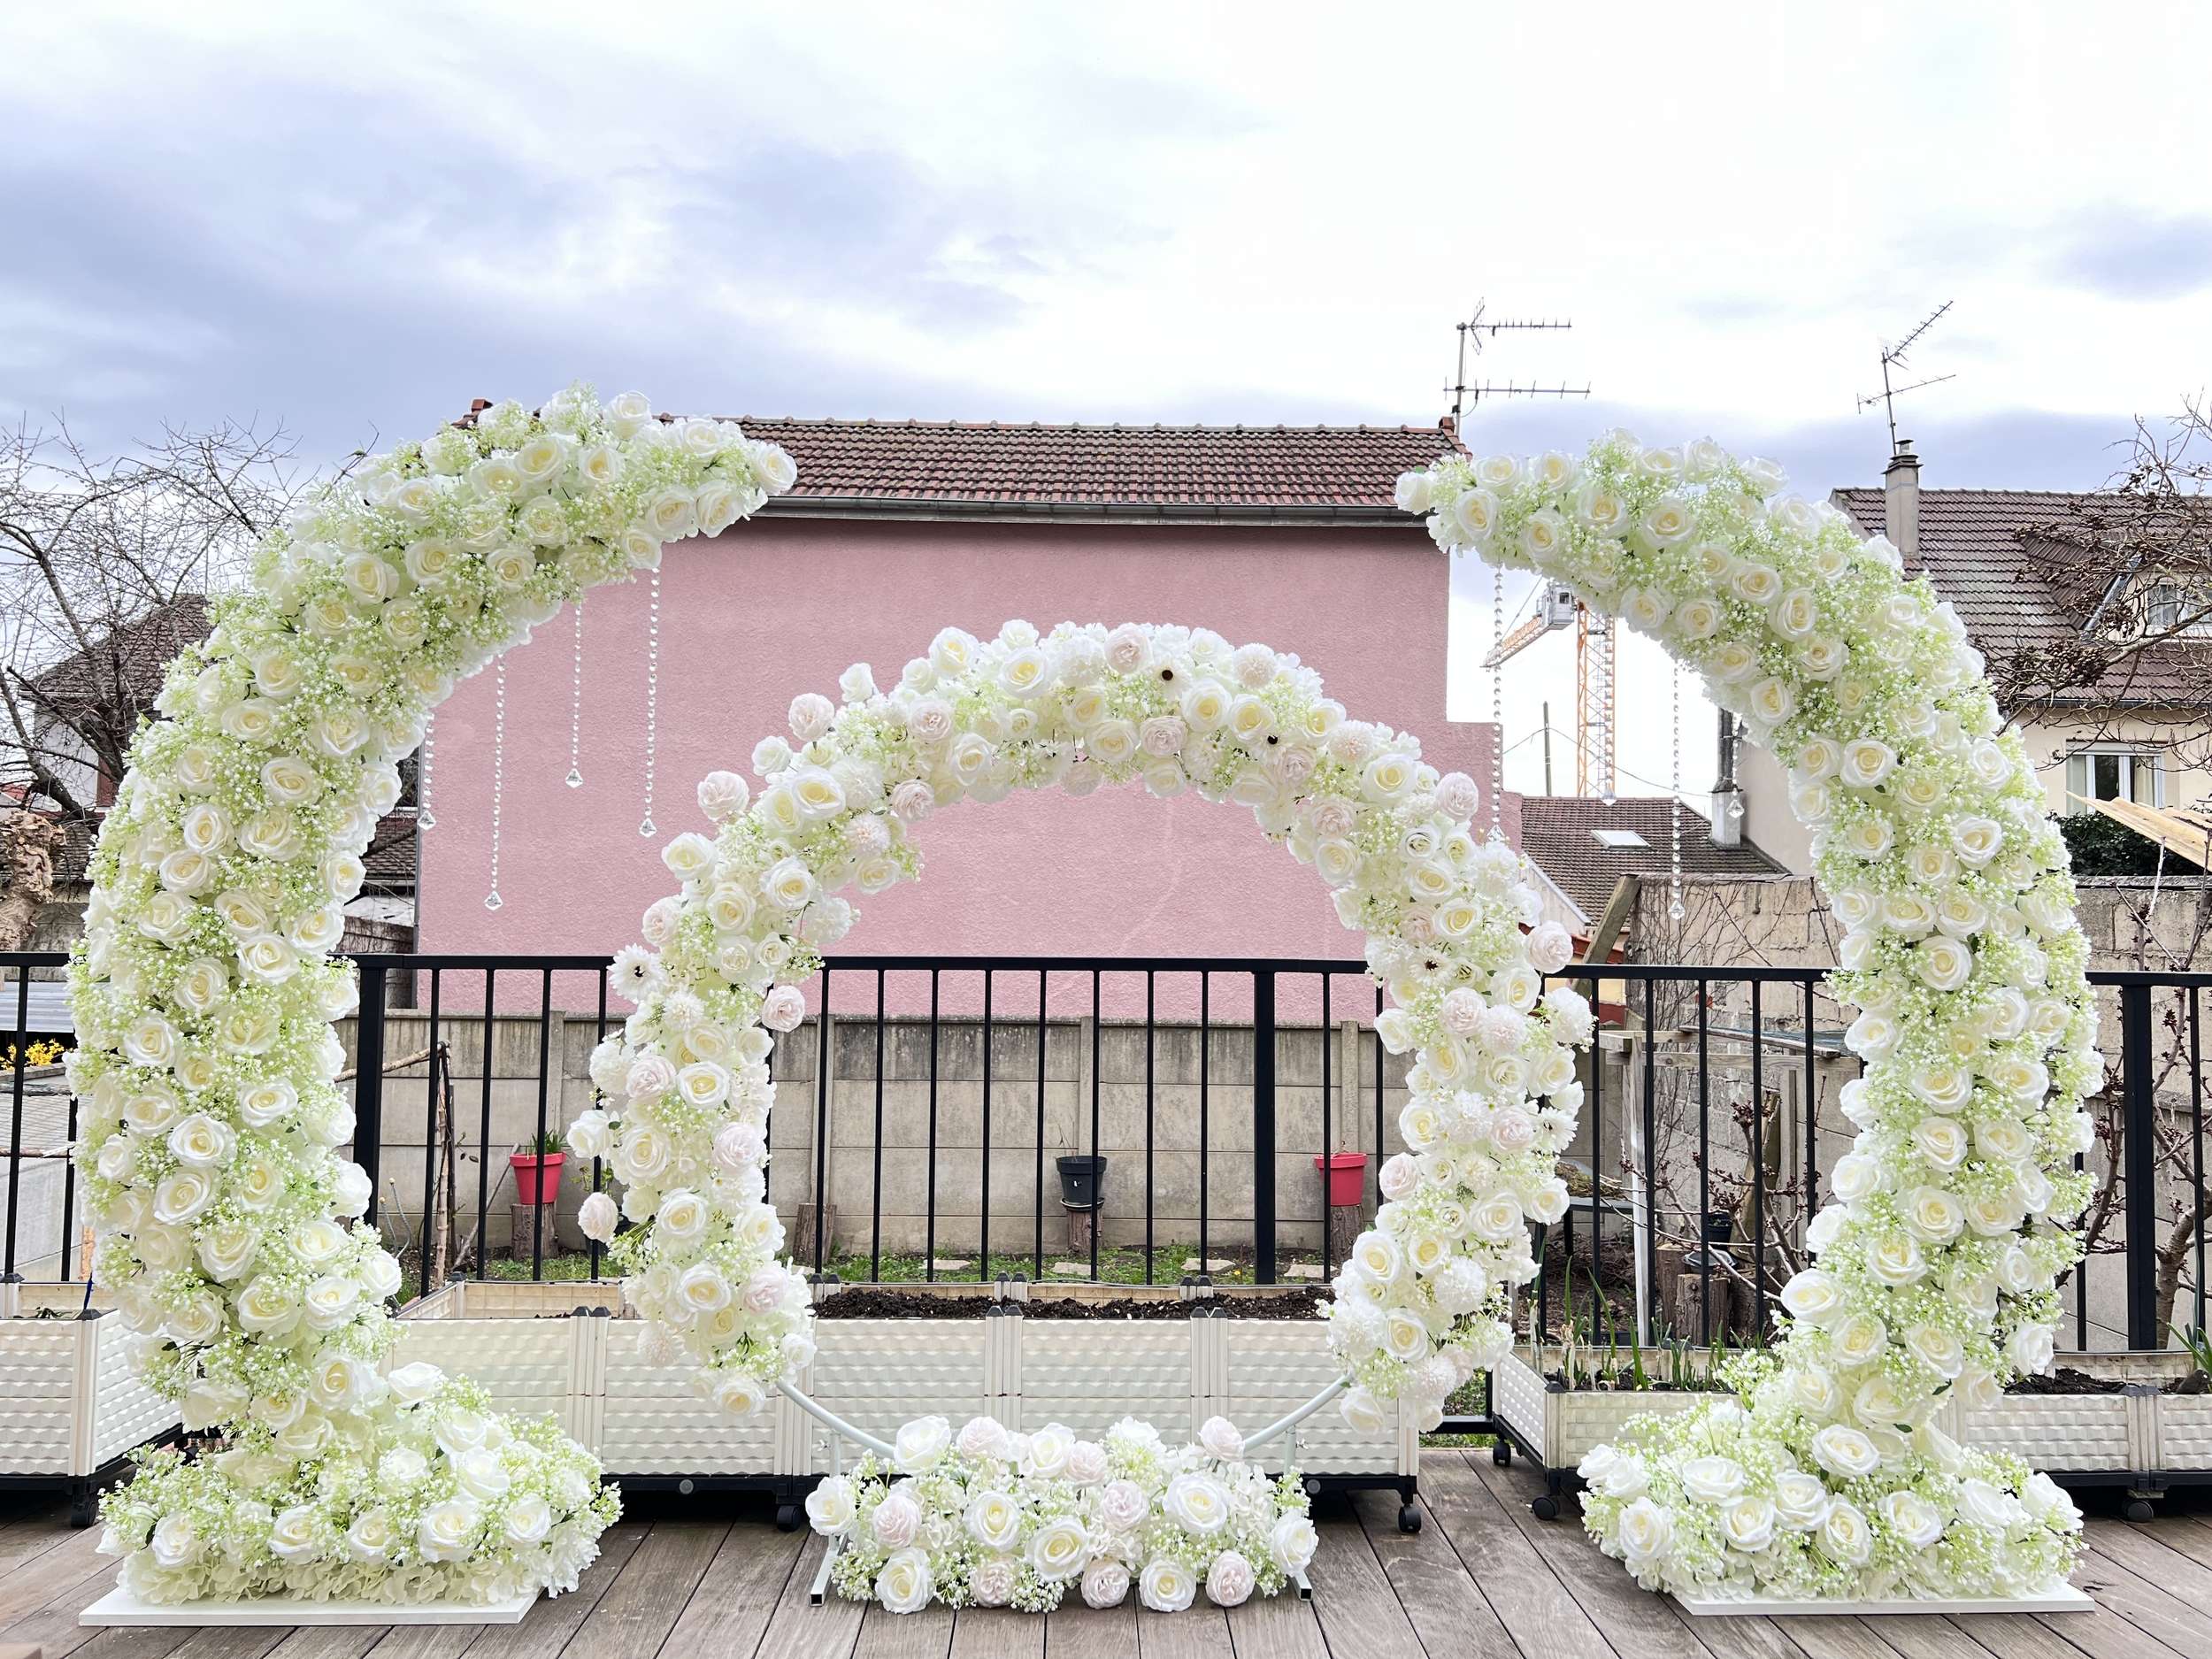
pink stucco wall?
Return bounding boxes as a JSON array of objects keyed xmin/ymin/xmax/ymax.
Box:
[{"xmin": 417, "ymin": 516, "xmax": 1508, "ymax": 1014}]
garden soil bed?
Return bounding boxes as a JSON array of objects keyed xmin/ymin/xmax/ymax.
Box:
[
  {"xmin": 2008, "ymin": 1366, "xmax": 2210, "ymax": 1396},
  {"xmin": 814, "ymin": 1286, "xmax": 1329, "ymax": 1320}
]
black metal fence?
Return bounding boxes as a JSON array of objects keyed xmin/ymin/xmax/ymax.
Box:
[{"xmin": 4, "ymin": 949, "xmax": 2207, "ymax": 1358}]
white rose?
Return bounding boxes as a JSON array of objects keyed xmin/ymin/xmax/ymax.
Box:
[
  {"xmin": 1680, "ymin": 1455, "xmax": 1746, "ymax": 1504},
  {"xmin": 893, "ymin": 1415, "xmax": 951, "ymax": 1475},
  {"xmin": 874, "ymin": 1546, "xmax": 934, "ymax": 1616},
  {"xmin": 1081, "ymin": 1558, "xmax": 1131, "ymax": 1609},
  {"xmin": 1138, "ymin": 1556, "xmax": 1198, "ymax": 1614},
  {"xmin": 1614, "ymin": 1496, "xmax": 1673, "ymax": 1566},
  {"xmin": 806, "ymin": 1476, "xmax": 858, "ymax": 1535},
  {"xmin": 1810, "ymin": 1424, "xmax": 1882, "ymax": 1479},
  {"xmin": 1199, "ymin": 1416, "xmax": 1245, "ymax": 1462},
  {"xmin": 1163, "ymin": 1472, "xmax": 1231, "ymax": 1534},
  {"xmin": 1880, "ymin": 1490, "xmax": 1945, "ymax": 1549},
  {"xmin": 1098, "ymin": 1479, "xmax": 1148, "ymax": 1533},
  {"xmin": 1205, "ymin": 1548, "xmax": 1256, "ymax": 1608},
  {"xmin": 1028, "ymin": 1516, "xmax": 1090, "ymax": 1581},
  {"xmin": 1722, "ymin": 1495, "xmax": 1777, "ymax": 1552},
  {"xmin": 417, "ymin": 1498, "xmax": 483, "ymax": 1563}
]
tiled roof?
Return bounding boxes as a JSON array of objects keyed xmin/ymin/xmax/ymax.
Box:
[
  {"xmin": 1830, "ymin": 488, "xmax": 2210, "ymax": 708},
  {"xmin": 733, "ymin": 417, "xmax": 1464, "ymax": 524},
  {"xmin": 1518, "ymin": 795, "xmax": 1789, "ymax": 918},
  {"xmin": 32, "ymin": 596, "xmax": 208, "ymax": 710}
]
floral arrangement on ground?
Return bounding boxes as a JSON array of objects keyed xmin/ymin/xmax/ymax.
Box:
[
  {"xmin": 1399, "ymin": 433, "xmax": 2096, "ymax": 1601},
  {"xmin": 803, "ymin": 1413, "xmax": 1317, "ymax": 1615},
  {"xmin": 68, "ymin": 385, "xmax": 795, "ymax": 1601}
]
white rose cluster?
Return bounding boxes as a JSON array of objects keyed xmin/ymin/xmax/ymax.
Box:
[
  {"xmin": 96, "ymin": 1366, "xmax": 618, "ymax": 1605},
  {"xmin": 69, "ymin": 385, "xmax": 792, "ymax": 1602},
  {"xmin": 1404, "ymin": 430, "xmax": 2093, "ymax": 1602},
  {"xmin": 810, "ymin": 1413, "xmax": 1315, "ymax": 1615},
  {"xmin": 602, "ymin": 617, "xmax": 1548, "ymax": 1402}
]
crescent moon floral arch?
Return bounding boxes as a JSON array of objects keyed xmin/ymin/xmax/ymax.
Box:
[{"xmin": 1398, "ymin": 436, "xmax": 2098, "ymax": 1603}]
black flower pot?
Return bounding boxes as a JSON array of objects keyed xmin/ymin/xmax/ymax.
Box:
[{"xmin": 1056, "ymin": 1155, "xmax": 1107, "ymax": 1210}]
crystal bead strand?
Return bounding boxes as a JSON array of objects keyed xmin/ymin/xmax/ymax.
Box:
[
  {"xmin": 1488, "ymin": 565, "xmax": 1504, "ymax": 840},
  {"xmin": 417, "ymin": 714, "xmax": 435, "ymax": 831},
  {"xmin": 566, "ymin": 598, "xmax": 586, "ymax": 789},
  {"xmin": 1668, "ymin": 665, "xmax": 1686, "ymax": 923},
  {"xmin": 485, "ymin": 659, "xmax": 505, "ymax": 912},
  {"xmin": 639, "ymin": 568, "xmax": 659, "ymax": 837}
]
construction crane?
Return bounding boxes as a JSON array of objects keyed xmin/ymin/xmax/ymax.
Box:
[{"xmin": 1483, "ymin": 581, "xmax": 1617, "ymax": 798}]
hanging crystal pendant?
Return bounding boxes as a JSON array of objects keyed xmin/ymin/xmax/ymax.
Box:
[
  {"xmin": 1489, "ymin": 566, "xmax": 1505, "ymax": 835},
  {"xmin": 1728, "ymin": 793, "xmax": 1746, "ymax": 820},
  {"xmin": 417, "ymin": 714, "xmax": 436, "ymax": 831},
  {"xmin": 1668, "ymin": 665, "xmax": 1684, "ymax": 926},
  {"xmin": 567, "ymin": 597, "xmax": 586, "ymax": 788},
  {"xmin": 486, "ymin": 659, "xmax": 506, "ymax": 910},
  {"xmin": 639, "ymin": 569, "xmax": 659, "ymax": 836}
]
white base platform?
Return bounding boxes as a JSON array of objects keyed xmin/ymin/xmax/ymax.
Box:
[
  {"xmin": 81, "ymin": 1585, "xmax": 540, "ymax": 1626},
  {"xmin": 1676, "ymin": 1584, "xmax": 2093, "ymax": 1617}
]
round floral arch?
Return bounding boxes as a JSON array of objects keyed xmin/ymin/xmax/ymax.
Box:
[{"xmin": 71, "ymin": 388, "xmax": 2091, "ymax": 1614}]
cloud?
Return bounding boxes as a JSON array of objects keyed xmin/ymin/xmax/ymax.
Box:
[{"xmin": 2044, "ymin": 208, "xmax": 2212, "ymax": 303}]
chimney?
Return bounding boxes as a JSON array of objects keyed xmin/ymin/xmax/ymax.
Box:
[
  {"xmin": 1709, "ymin": 710, "xmax": 1742, "ymax": 847},
  {"xmin": 1884, "ymin": 440, "xmax": 1920, "ymax": 565}
]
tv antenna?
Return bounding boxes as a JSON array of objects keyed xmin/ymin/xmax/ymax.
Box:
[
  {"xmin": 1856, "ymin": 302, "xmax": 1956, "ymax": 456},
  {"xmin": 1448, "ymin": 300, "xmax": 1588, "ymax": 426}
]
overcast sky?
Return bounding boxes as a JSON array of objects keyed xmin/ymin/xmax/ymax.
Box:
[{"xmin": 7, "ymin": 2, "xmax": 2208, "ymax": 798}]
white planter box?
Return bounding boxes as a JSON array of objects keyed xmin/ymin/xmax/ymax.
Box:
[
  {"xmin": 1487, "ymin": 1346, "xmax": 1707, "ymax": 1488},
  {"xmin": 1931, "ymin": 1354, "xmax": 2212, "ymax": 1479},
  {"xmin": 0, "ymin": 1287, "xmax": 179, "ymax": 1523},
  {"xmin": 389, "ymin": 1282, "xmax": 1409, "ymax": 1502}
]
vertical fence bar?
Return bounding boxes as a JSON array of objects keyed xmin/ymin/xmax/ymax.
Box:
[
  {"xmin": 1750, "ymin": 978, "xmax": 1765, "ymax": 1341},
  {"xmin": 4, "ymin": 972, "xmax": 24, "ymax": 1280},
  {"xmin": 1146, "ymin": 971, "xmax": 1156, "ymax": 1285},
  {"xmin": 423, "ymin": 970, "xmax": 443, "ymax": 1289},
  {"xmin": 1643, "ymin": 975, "xmax": 1657, "ymax": 1345},
  {"xmin": 814, "ymin": 965, "xmax": 833, "ymax": 1272},
  {"xmin": 871, "ymin": 968, "xmax": 886, "ymax": 1284},
  {"xmin": 1199, "ymin": 972, "xmax": 1211, "ymax": 1272},
  {"xmin": 476, "ymin": 968, "xmax": 495, "ymax": 1279},
  {"xmin": 2121, "ymin": 981, "xmax": 2158, "ymax": 1349},
  {"xmin": 926, "ymin": 970, "xmax": 941, "ymax": 1283},
  {"xmin": 1253, "ymin": 968, "xmax": 1277, "ymax": 1286},
  {"xmin": 1374, "ymin": 983, "xmax": 1385, "ymax": 1212},
  {"xmin": 591, "ymin": 967, "xmax": 607, "ymax": 1283},
  {"xmin": 59, "ymin": 1079, "xmax": 78, "ymax": 1281},
  {"xmin": 1090, "ymin": 970, "xmax": 1102, "ymax": 1283},
  {"xmin": 982, "ymin": 970, "xmax": 994, "ymax": 1279},
  {"xmin": 1035, "ymin": 969, "xmax": 1048, "ymax": 1280},
  {"xmin": 1696, "ymin": 976, "xmax": 1710, "ymax": 1346},
  {"xmin": 1801, "ymin": 977, "xmax": 1816, "ymax": 1313},
  {"xmin": 530, "ymin": 968, "xmax": 552, "ymax": 1280},
  {"xmin": 1321, "ymin": 974, "xmax": 1333, "ymax": 1283},
  {"xmin": 353, "ymin": 960, "xmax": 388, "ymax": 1217},
  {"xmin": 1582, "ymin": 970, "xmax": 1599, "ymax": 1336},
  {"xmin": 2194, "ymin": 986, "xmax": 2206, "ymax": 1337}
]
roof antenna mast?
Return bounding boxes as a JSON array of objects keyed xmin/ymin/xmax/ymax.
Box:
[
  {"xmin": 1448, "ymin": 300, "xmax": 1588, "ymax": 428},
  {"xmin": 1856, "ymin": 301, "xmax": 1956, "ymax": 457}
]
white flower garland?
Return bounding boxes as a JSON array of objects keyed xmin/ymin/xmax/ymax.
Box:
[
  {"xmin": 1398, "ymin": 434, "xmax": 2095, "ymax": 1601},
  {"xmin": 804, "ymin": 1414, "xmax": 1317, "ymax": 1615},
  {"xmin": 70, "ymin": 386, "xmax": 795, "ymax": 1602},
  {"xmin": 588, "ymin": 614, "xmax": 1585, "ymax": 1432}
]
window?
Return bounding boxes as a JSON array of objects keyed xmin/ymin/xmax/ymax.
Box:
[
  {"xmin": 2065, "ymin": 749, "xmax": 2160, "ymax": 814},
  {"xmin": 2144, "ymin": 579, "xmax": 2212, "ymax": 637},
  {"xmin": 1590, "ymin": 828, "xmax": 1648, "ymax": 849}
]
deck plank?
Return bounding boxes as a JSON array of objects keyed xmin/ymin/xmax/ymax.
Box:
[
  {"xmin": 2064, "ymin": 1540, "xmax": 2212, "ymax": 1659},
  {"xmin": 2081, "ymin": 1517, "xmax": 2212, "ymax": 1613},
  {"xmin": 1131, "ymin": 1604, "xmax": 1231, "ymax": 1658},
  {"xmin": 1845, "ymin": 1617, "xmax": 2004, "ymax": 1659},
  {"xmin": 162, "ymin": 1627, "xmax": 288, "ymax": 1659},
  {"xmin": 1417, "ymin": 1455, "xmax": 1617, "ymax": 1659},
  {"xmin": 262, "ymin": 1629, "xmax": 395, "ymax": 1659},
  {"xmin": 853, "ymin": 1601, "xmax": 954, "ymax": 1659},
  {"xmin": 1953, "ymin": 1608, "xmax": 2179, "ymax": 1659},
  {"xmin": 455, "ymin": 1520, "xmax": 648, "ymax": 1659},
  {"xmin": 1302, "ymin": 1497, "xmax": 1425, "ymax": 1659},
  {"xmin": 1467, "ymin": 1458, "xmax": 1726, "ymax": 1659},
  {"xmin": 949, "ymin": 1606, "xmax": 1045, "ymax": 1658},
  {"xmin": 654, "ymin": 1519, "xmax": 803, "ymax": 1659},
  {"xmin": 561, "ymin": 1521, "xmax": 724, "ymax": 1659},
  {"xmin": 359, "ymin": 1627, "xmax": 479, "ymax": 1659},
  {"xmin": 0, "ymin": 1517, "xmax": 113, "ymax": 1627},
  {"xmin": 0, "ymin": 1540, "xmax": 128, "ymax": 1659},
  {"xmin": 1346, "ymin": 1486, "xmax": 1515, "ymax": 1659},
  {"xmin": 1039, "ymin": 1594, "xmax": 1134, "ymax": 1657},
  {"xmin": 752, "ymin": 1533, "xmax": 863, "ymax": 1659},
  {"xmin": 1221, "ymin": 1578, "xmax": 1327, "ymax": 1659}
]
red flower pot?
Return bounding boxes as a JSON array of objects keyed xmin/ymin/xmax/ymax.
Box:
[
  {"xmin": 1314, "ymin": 1151, "xmax": 1369, "ymax": 1208},
  {"xmin": 511, "ymin": 1151, "xmax": 565, "ymax": 1207}
]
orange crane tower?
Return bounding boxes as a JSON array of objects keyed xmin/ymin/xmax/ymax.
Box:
[{"xmin": 1481, "ymin": 581, "xmax": 1617, "ymax": 798}]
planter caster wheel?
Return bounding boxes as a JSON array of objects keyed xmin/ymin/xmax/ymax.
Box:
[
  {"xmin": 1492, "ymin": 1442, "xmax": 1512, "ymax": 1467},
  {"xmin": 1397, "ymin": 1502, "xmax": 1423, "ymax": 1534},
  {"xmin": 1531, "ymin": 1494, "xmax": 1562, "ymax": 1522},
  {"xmin": 69, "ymin": 1486, "xmax": 98, "ymax": 1530},
  {"xmin": 2126, "ymin": 1499, "xmax": 2155, "ymax": 1524},
  {"xmin": 776, "ymin": 1503, "xmax": 802, "ymax": 1532}
]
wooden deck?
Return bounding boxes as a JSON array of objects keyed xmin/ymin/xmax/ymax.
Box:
[{"xmin": 6, "ymin": 1455, "xmax": 2212, "ymax": 1659}]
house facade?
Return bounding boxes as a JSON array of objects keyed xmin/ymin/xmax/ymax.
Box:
[{"xmin": 415, "ymin": 416, "xmax": 1508, "ymax": 992}]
